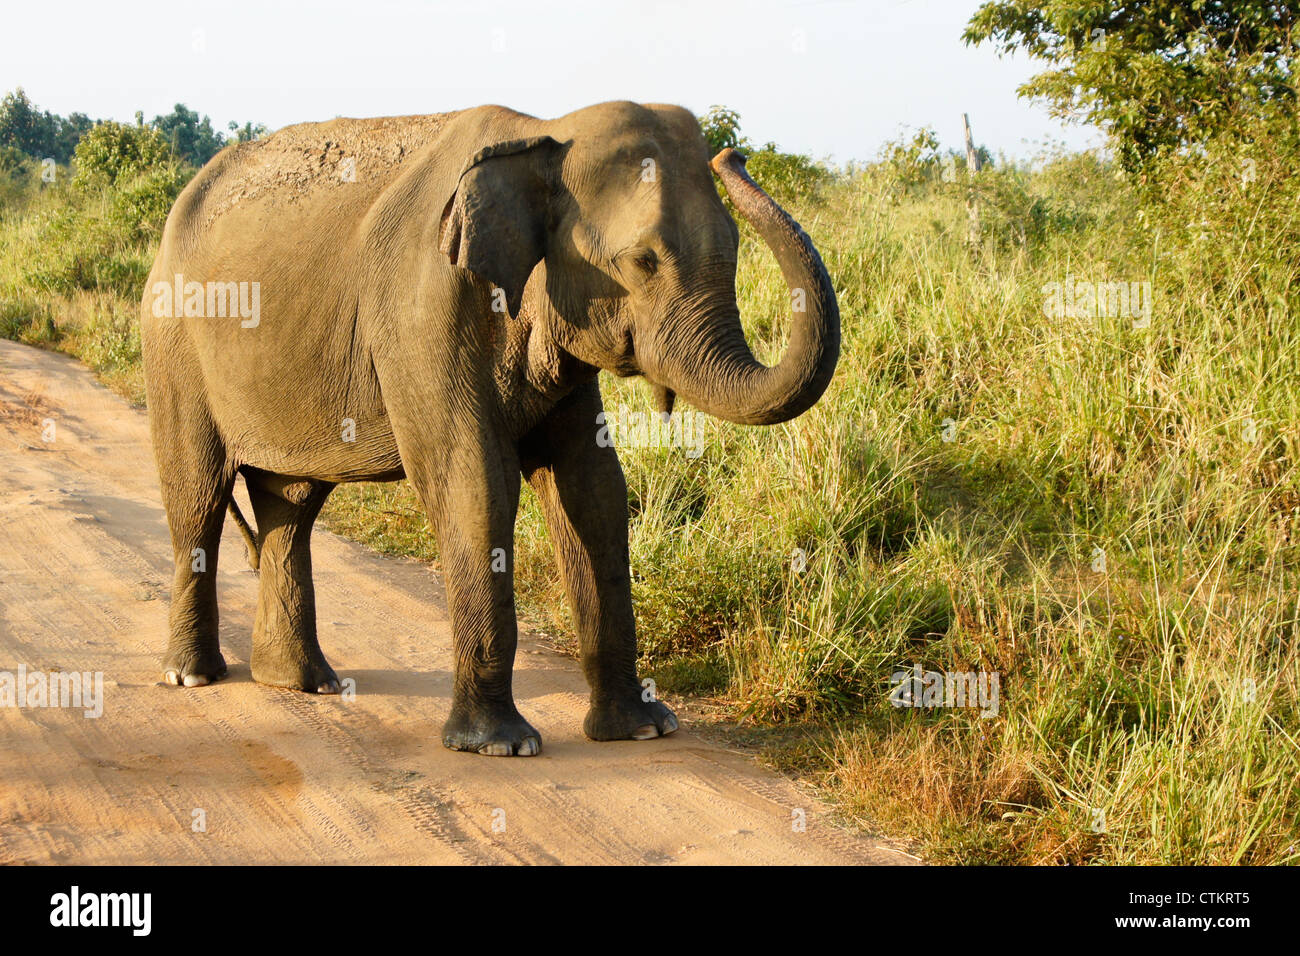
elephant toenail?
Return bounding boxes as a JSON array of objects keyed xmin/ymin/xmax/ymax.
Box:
[
  {"xmin": 182, "ymin": 673, "xmax": 210, "ymax": 687},
  {"xmin": 632, "ymin": 724, "xmax": 660, "ymax": 740}
]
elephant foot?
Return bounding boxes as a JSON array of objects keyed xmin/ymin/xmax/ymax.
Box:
[
  {"xmin": 162, "ymin": 646, "xmax": 228, "ymax": 688},
  {"xmin": 251, "ymin": 645, "xmax": 340, "ymax": 694},
  {"xmin": 584, "ymin": 694, "xmax": 679, "ymax": 741},
  {"xmin": 442, "ymin": 703, "xmax": 542, "ymax": 757}
]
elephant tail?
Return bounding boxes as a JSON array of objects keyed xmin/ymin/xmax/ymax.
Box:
[{"xmin": 227, "ymin": 500, "xmax": 260, "ymax": 572}]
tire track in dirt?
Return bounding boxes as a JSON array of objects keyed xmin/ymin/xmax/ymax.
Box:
[{"xmin": 0, "ymin": 339, "xmax": 914, "ymax": 865}]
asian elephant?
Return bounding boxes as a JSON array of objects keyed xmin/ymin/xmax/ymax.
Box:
[{"xmin": 141, "ymin": 101, "xmax": 839, "ymax": 756}]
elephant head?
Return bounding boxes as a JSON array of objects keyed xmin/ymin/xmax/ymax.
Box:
[{"xmin": 439, "ymin": 102, "xmax": 840, "ymax": 425}]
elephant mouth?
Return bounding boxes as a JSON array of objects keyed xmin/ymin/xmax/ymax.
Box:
[{"xmin": 609, "ymin": 329, "xmax": 641, "ymax": 377}]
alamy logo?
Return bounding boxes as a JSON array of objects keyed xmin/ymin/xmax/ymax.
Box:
[
  {"xmin": 151, "ymin": 273, "xmax": 260, "ymax": 328},
  {"xmin": 889, "ymin": 664, "xmax": 1000, "ymax": 718},
  {"xmin": 1041, "ymin": 275, "xmax": 1152, "ymax": 326},
  {"xmin": 50, "ymin": 886, "xmax": 151, "ymax": 936},
  {"xmin": 596, "ymin": 405, "xmax": 705, "ymax": 458},
  {"xmin": 0, "ymin": 665, "xmax": 103, "ymax": 718}
]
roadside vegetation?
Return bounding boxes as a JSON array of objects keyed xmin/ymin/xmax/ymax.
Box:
[{"xmin": 3, "ymin": 2, "xmax": 1297, "ymax": 863}]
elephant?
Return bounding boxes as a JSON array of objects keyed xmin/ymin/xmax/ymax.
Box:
[{"xmin": 140, "ymin": 100, "xmax": 839, "ymax": 756}]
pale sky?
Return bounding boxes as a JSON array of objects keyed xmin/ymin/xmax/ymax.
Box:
[{"xmin": 1, "ymin": 0, "xmax": 1103, "ymax": 163}]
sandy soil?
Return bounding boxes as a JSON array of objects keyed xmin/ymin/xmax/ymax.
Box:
[{"xmin": 0, "ymin": 339, "xmax": 913, "ymax": 865}]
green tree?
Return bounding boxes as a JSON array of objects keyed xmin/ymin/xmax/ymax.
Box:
[
  {"xmin": 0, "ymin": 88, "xmax": 57, "ymax": 159},
  {"xmin": 698, "ymin": 105, "xmax": 742, "ymax": 154},
  {"xmin": 964, "ymin": 1, "xmax": 1299, "ymax": 172},
  {"xmin": 0, "ymin": 90, "xmax": 98, "ymax": 163},
  {"xmin": 54, "ymin": 112, "xmax": 94, "ymax": 164},
  {"xmin": 73, "ymin": 121, "xmax": 175, "ymax": 189},
  {"xmin": 227, "ymin": 120, "xmax": 268, "ymax": 143},
  {"xmin": 879, "ymin": 127, "xmax": 942, "ymax": 186},
  {"xmin": 151, "ymin": 104, "xmax": 225, "ymax": 165}
]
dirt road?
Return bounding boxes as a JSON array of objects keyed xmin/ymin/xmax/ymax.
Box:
[{"xmin": 0, "ymin": 339, "xmax": 911, "ymax": 865}]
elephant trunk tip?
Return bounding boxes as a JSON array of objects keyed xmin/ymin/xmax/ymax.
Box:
[{"xmin": 710, "ymin": 147, "xmax": 747, "ymax": 177}]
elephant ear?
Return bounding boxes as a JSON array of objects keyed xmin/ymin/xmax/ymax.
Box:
[{"xmin": 439, "ymin": 136, "xmax": 559, "ymax": 320}]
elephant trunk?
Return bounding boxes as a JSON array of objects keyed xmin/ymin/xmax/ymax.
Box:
[{"xmin": 650, "ymin": 148, "xmax": 840, "ymax": 426}]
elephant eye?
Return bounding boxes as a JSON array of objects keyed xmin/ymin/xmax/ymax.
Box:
[{"xmin": 629, "ymin": 249, "xmax": 658, "ymax": 276}]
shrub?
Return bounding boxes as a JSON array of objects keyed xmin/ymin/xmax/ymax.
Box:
[{"xmin": 72, "ymin": 121, "xmax": 175, "ymax": 191}]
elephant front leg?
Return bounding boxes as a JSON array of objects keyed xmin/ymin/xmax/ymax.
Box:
[
  {"xmin": 521, "ymin": 383, "xmax": 678, "ymax": 742},
  {"xmin": 414, "ymin": 439, "xmax": 541, "ymax": 757}
]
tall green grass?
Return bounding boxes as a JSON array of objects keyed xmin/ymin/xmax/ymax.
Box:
[{"xmin": 3, "ymin": 128, "xmax": 1296, "ymax": 864}]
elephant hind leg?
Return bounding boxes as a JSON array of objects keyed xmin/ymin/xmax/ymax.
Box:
[{"xmin": 244, "ymin": 471, "xmax": 339, "ymax": 694}]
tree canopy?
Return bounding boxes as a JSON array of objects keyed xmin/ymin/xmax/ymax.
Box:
[
  {"xmin": 0, "ymin": 88, "xmax": 266, "ymax": 169},
  {"xmin": 964, "ymin": 1, "xmax": 1298, "ymax": 172},
  {"xmin": 151, "ymin": 104, "xmax": 226, "ymax": 165},
  {"xmin": 0, "ymin": 88, "xmax": 92, "ymax": 164}
]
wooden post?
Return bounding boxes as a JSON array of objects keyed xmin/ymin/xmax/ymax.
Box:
[
  {"xmin": 963, "ymin": 113, "xmax": 983, "ymax": 174},
  {"xmin": 963, "ymin": 113, "xmax": 981, "ymax": 248}
]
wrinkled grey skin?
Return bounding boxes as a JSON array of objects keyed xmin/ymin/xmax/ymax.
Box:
[{"xmin": 141, "ymin": 101, "xmax": 839, "ymax": 756}]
